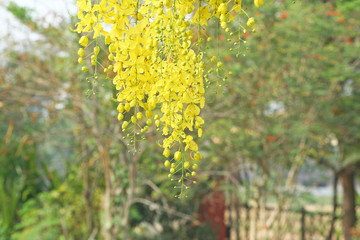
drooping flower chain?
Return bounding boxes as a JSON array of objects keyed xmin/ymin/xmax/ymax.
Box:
[{"xmin": 75, "ymin": 0, "xmax": 263, "ymax": 197}]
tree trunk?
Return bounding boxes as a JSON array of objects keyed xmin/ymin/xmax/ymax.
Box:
[
  {"xmin": 327, "ymin": 172, "xmax": 338, "ymax": 240},
  {"xmin": 102, "ymin": 149, "xmax": 113, "ymax": 240},
  {"xmin": 340, "ymin": 166, "xmax": 356, "ymax": 240},
  {"xmin": 122, "ymin": 153, "xmax": 137, "ymax": 240}
]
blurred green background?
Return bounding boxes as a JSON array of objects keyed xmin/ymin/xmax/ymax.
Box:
[{"xmin": 0, "ymin": 0, "xmax": 359, "ymax": 239}]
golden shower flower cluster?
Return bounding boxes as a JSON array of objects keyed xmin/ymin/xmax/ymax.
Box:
[{"xmin": 74, "ymin": 0, "xmax": 263, "ymax": 197}]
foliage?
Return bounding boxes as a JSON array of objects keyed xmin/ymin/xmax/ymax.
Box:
[
  {"xmin": 12, "ymin": 164, "xmax": 104, "ymax": 240},
  {"xmin": 0, "ymin": 138, "xmax": 40, "ymax": 238},
  {"xmin": 6, "ymin": 2, "xmax": 35, "ymax": 27},
  {"xmin": 197, "ymin": 2, "xmax": 359, "ymax": 238}
]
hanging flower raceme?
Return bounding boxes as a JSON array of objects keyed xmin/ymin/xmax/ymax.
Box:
[{"xmin": 74, "ymin": 0, "xmax": 264, "ymax": 197}]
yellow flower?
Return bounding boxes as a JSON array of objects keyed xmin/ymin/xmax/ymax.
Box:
[
  {"xmin": 79, "ymin": 36, "xmax": 88, "ymax": 47},
  {"xmin": 254, "ymin": 0, "xmax": 264, "ymax": 8},
  {"xmin": 74, "ymin": 0, "xmax": 261, "ymax": 190},
  {"xmin": 163, "ymin": 148, "xmax": 171, "ymax": 158},
  {"xmin": 78, "ymin": 48, "xmax": 85, "ymax": 56},
  {"xmin": 122, "ymin": 121, "xmax": 129, "ymax": 130},
  {"xmin": 247, "ymin": 17, "xmax": 255, "ymax": 28},
  {"xmin": 191, "ymin": 7, "xmax": 212, "ymax": 26},
  {"xmin": 184, "ymin": 162, "xmax": 190, "ymax": 169},
  {"xmin": 174, "ymin": 151, "xmax": 181, "ymax": 161},
  {"xmin": 194, "ymin": 152, "xmax": 202, "ymax": 161},
  {"xmin": 117, "ymin": 113, "xmax": 124, "ymax": 121}
]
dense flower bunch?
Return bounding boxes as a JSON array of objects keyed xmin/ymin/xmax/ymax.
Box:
[{"xmin": 75, "ymin": 0, "xmax": 263, "ymax": 196}]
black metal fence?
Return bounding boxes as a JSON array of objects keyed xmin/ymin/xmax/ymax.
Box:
[{"xmin": 227, "ymin": 204, "xmax": 343, "ymax": 240}]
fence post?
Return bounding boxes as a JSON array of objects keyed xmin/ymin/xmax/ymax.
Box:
[
  {"xmin": 234, "ymin": 195, "xmax": 240, "ymax": 240},
  {"xmin": 301, "ymin": 207, "xmax": 306, "ymax": 240},
  {"xmin": 245, "ymin": 204, "xmax": 250, "ymax": 240}
]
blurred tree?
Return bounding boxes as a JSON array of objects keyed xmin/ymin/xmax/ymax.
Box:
[{"xmin": 199, "ymin": 0, "xmax": 359, "ymax": 239}]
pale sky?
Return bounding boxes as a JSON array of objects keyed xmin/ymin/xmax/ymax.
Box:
[{"xmin": 0, "ymin": 0, "xmax": 77, "ymax": 50}]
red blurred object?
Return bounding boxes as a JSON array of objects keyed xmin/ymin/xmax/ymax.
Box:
[
  {"xmin": 243, "ymin": 32, "xmax": 251, "ymax": 38},
  {"xmin": 310, "ymin": 54, "xmax": 325, "ymax": 61},
  {"xmin": 224, "ymin": 55, "xmax": 232, "ymax": 62},
  {"xmin": 350, "ymin": 228, "xmax": 360, "ymax": 237},
  {"xmin": 280, "ymin": 12, "xmax": 288, "ymax": 19},
  {"xmin": 343, "ymin": 37, "xmax": 354, "ymax": 45},
  {"xmin": 332, "ymin": 108, "xmax": 343, "ymax": 116},
  {"xmin": 267, "ymin": 136, "xmax": 277, "ymax": 142},
  {"xmin": 338, "ymin": 17, "xmax": 346, "ymax": 23},
  {"xmin": 199, "ymin": 188, "xmax": 226, "ymax": 240},
  {"xmin": 325, "ymin": 11, "xmax": 341, "ymax": 16}
]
